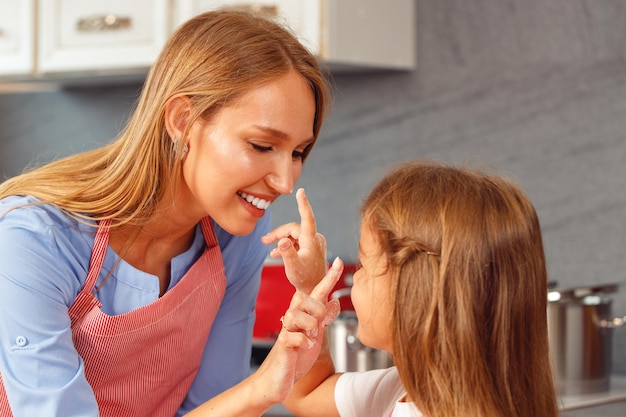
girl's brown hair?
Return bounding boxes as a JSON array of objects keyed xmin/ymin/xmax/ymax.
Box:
[
  {"xmin": 361, "ymin": 160, "xmax": 558, "ymax": 417},
  {"xmin": 0, "ymin": 10, "xmax": 331, "ymax": 226}
]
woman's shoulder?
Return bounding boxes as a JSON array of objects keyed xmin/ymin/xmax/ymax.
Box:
[
  {"xmin": 0, "ymin": 195, "xmax": 90, "ymax": 241},
  {"xmin": 0, "ymin": 195, "xmax": 93, "ymax": 305}
]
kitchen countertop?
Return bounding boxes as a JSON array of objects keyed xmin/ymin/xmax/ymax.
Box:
[
  {"xmin": 559, "ymin": 375, "xmax": 626, "ymax": 411},
  {"xmin": 263, "ymin": 403, "xmax": 293, "ymax": 417}
]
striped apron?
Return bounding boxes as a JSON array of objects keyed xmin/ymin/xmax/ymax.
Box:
[{"xmin": 0, "ymin": 217, "xmax": 226, "ymax": 416}]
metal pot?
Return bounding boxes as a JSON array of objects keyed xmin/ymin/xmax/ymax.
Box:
[
  {"xmin": 327, "ymin": 288, "xmax": 393, "ymax": 372},
  {"xmin": 547, "ymin": 283, "xmax": 625, "ymax": 395}
]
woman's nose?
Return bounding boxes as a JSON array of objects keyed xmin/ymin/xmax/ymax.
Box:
[{"xmin": 265, "ymin": 158, "xmax": 295, "ymax": 194}]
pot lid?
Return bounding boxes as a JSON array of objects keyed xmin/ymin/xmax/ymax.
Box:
[{"xmin": 547, "ymin": 282, "xmax": 621, "ymax": 301}]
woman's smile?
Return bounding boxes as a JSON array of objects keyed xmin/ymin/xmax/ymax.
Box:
[{"xmin": 237, "ymin": 191, "xmax": 273, "ymax": 218}]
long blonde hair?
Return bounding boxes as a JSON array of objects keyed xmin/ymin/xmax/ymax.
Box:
[
  {"xmin": 0, "ymin": 11, "xmax": 331, "ymax": 227},
  {"xmin": 361, "ymin": 161, "xmax": 558, "ymax": 417}
]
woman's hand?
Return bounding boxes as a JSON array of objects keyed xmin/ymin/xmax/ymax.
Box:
[
  {"xmin": 252, "ymin": 258, "xmax": 343, "ymax": 402},
  {"xmin": 262, "ymin": 188, "xmax": 327, "ymax": 294}
]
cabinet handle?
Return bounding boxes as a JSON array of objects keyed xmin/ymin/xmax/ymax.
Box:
[
  {"xmin": 77, "ymin": 14, "xmax": 132, "ymax": 32},
  {"xmin": 220, "ymin": 4, "xmax": 278, "ymax": 18}
]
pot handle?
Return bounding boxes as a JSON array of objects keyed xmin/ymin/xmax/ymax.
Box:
[
  {"xmin": 331, "ymin": 287, "xmax": 351, "ymax": 300},
  {"xmin": 600, "ymin": 315, "xmax": 626, "ymax": 328}
]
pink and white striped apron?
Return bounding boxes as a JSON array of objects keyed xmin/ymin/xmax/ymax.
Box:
[{"xmin": 0, "ymin": 217, "xmax": 226, "ymax": 416}]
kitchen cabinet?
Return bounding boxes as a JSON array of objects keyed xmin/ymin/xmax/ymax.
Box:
[
  {"xmin": 173, "ymin": 0, "xmax": 416, "ymax": 71},
  {"xmin": 1, "ymin": 0, "xmax": 415, "ymax": 84},
  {"xmin": 36, "ymin": 0, "xmax": 169, "ymax": 75},
  {"xmin": 0, "ymin": 0, "xmax": 35, "ymax": 77}
]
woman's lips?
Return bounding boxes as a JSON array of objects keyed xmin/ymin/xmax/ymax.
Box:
[
  {"xmin": 237, "ymin": 192, "xmax": 273, "ymax": 218},
  {"xmin": 238, "ymin": 191, "xmax": 272, "ymax": 210}
]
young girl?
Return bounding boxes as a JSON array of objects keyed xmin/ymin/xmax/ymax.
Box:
[{"xmin": 278, "ymin": 160, "xmax": 559, "ymax": 417}]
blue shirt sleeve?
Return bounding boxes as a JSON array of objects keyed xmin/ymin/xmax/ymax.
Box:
[{"xmin": 0, "ymin": 196, "xmax": 100, "ymax": 416}]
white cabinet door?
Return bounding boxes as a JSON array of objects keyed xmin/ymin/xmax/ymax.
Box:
[
  {"xmin": 172, "ymin": 0, "xmax": 415, "ymax": 71},
  {"xmin": 324, "ymin": 0, "xmax": 415, "ymax": 71},
  {"xmin": 0, "ymin": 0, "xmax": 35, "ymax": 76},
  {"xmin": 173, "ymin": 0, "xmax": 321, "ymax": 58},
  {"xmin": 37, "ymin": 0, "xmax": 169, "ymax": 74}
]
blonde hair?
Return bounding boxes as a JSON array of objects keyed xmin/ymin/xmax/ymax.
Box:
[
  {"xmin": 0, "ymin": 11, "xmax": 331, "ymax": 227},
  {"xmin": 361, "ymin": 161, "xmax": 558, "ymax": 417}
]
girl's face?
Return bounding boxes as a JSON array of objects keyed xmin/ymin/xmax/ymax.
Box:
[
  {"xmin": 181, "ymin": 70, "xmax": 316, "ymax": 236},
  {"xmin": 351, "ymin": 220, "xmax": 394, "ymax": 353}
]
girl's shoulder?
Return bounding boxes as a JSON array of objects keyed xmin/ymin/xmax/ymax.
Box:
[{"xmin": 335, "ymin": 367, "xmax": 406, "ymax": 417}]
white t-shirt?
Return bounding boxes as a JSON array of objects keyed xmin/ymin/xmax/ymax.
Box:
[{"xmin": 334, "ymin": 367, "xmax": 423, "ymax": 417}]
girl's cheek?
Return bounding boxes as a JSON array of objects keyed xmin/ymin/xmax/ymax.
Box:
[{"xmin": 350, "ymin": 285, "xmax": 366, "ymax": 318}]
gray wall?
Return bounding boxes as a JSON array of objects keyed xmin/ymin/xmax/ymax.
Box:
[{"xmin": 1, "ymin": 1, "xmax": 625, "ymax": 372}]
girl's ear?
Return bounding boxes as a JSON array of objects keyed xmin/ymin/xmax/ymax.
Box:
[{"xmin": 164, "ymin": 96, "xmax": 193, "ymax": 142}]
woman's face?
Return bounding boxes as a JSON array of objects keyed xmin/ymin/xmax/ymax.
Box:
[
  {"xmin": 351, "ymin": 220, "xmax": 394, "ymax": 352},
  {"xmin": 182, "ymin": 70, "xmax": 316, "ymax": 236}
]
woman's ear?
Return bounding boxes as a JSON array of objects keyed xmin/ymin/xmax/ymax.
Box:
[{"xmin": 164, "ymin": 96, "xmax": 193, "ymax": 142}]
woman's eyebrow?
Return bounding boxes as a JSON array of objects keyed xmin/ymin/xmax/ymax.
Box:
[{"xmin": 252, "ymin": 125, "xmax": 314, "ymax": 144}]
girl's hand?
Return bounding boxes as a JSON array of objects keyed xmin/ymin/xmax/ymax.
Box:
[
  {"xmin": 252, "ymin": 258, "xmax": 343, "ymax": 402},
  {"xmin": 184, "ymin": 259, "xmax": 343, "ymax": 417},
  {"xmin": 261, "ymin": 188, "xmax": 327, "ymax": 294}
]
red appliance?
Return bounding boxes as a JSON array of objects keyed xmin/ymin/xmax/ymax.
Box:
[{"xmin": 253, "ymin": 260, "xmax": 357, "ymax": 345}]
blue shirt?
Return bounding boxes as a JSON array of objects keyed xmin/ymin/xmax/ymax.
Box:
[{"xmin": 0, "ymin": 195, "xmax": 271, "ymax": 416}]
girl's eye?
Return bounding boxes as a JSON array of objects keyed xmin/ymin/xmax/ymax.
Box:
[
  {"xmin": 292, "ymin": 150, "xmax": 305, "ymax": 160},
  {"xmin": 252, "ymin": 143, "xmax": 273, "ymax": 153}
]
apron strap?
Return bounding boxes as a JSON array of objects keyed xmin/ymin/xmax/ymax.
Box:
[
  {"xmin": 82, "ymin": 218, "xmax": 112, "ymax": 293},
  {"xmin": 200, "ymin": 217, "xmax": 218, "ymax": 248}
]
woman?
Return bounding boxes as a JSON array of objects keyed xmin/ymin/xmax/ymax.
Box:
[
  {"xmin": 278, "ymin": 161, "xmax": 559, "ymax": 417},
  {"xmin": 0, "ymin": 10, "xmax": 331, "ymax": 417}
]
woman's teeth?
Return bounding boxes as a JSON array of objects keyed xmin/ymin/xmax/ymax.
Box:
[{"xmin": 238, "ymin": 192, "xmax": 271, "ymax": 210}]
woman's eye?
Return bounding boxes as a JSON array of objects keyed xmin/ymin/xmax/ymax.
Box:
[
  {"xmin": 251, "ymin": 142, "xmax": 305, "ymax": 160},
  {"xmin": 252, "ymin": 143, "xmax": 273, "ymax": 153}
]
